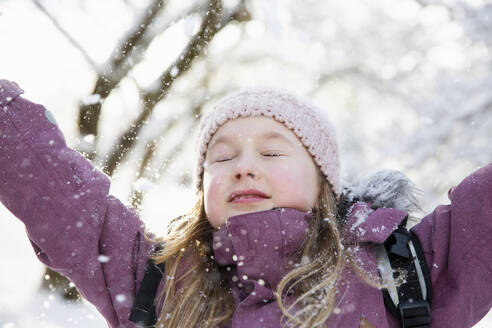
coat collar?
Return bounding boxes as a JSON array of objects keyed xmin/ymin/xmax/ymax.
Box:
[
  {"xmin": 342, "ymin": 202, "xmax": 408, "ymax": 244},
  {"xmin": 212, "ymin": 208, "xmax": 311, "ymax": 327},
  {"xmin": 213, "ymin": 208, "xmax": 311, "ymax": 298}
]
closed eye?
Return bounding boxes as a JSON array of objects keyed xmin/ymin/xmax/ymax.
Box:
[
  {"xmin": 215, "ymin": 153, "xmax": 282, "ymax": 162},
  {"xmin": 262, "ymin": 153, "xmax": 283, "ymax": 157}
]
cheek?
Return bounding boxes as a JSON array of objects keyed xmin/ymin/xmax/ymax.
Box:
[
  {"xmin": 268, "ymin": 161, "xmax": 318, "ymax": 209},
  {"xmin": 203, "ymin": 171, "xmax": 227, "ymax": 227}
]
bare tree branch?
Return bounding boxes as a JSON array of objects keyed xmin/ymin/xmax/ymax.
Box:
[
  {"xmin": 149, "ymin": 2, "xmax": 209, "ymax": 39},
  {"xmin": 32, "ymin": 0, "xmax": 99, "ymax": 71},
  {"xmin": 77, "ymin": 0, "xmax": 169, "ymax": 159},
  {"xmin": 129, "ymin": 138, "xmax": 158, "ymax": 210},
  {"xmin": 107, "ymin": 0, "xmax": 168, "ymax": 75},
  {"xmin": 76, "ymin": 1, "xmax": 219, "ymax": 160},
  {"xmin": 102, "ymin": 0, "xmax": 250, "ymax": 176},
  {"xmin": 128, "ymin": 58, "xmax": 224, "ymax": 209},
  {"xmin": 129, "ymin": 105, "xmax": 203, "ymax": 209},
  {"xmin": 145, "ymin": 0, "xmax": 225, "ymax": 104}
]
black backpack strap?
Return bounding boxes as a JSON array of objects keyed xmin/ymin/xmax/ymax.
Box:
[
  {"xmin": 378, "ymin": 219, "xmax": 433, "ymax": 328},
  {"xmin": 129, "ymin": 243, "xmax": 166, "ymax": 327}
]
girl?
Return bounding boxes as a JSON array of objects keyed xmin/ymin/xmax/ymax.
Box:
[{"xmin": 0, "ymin": 79, "xmax": 491, "ymax": 328}]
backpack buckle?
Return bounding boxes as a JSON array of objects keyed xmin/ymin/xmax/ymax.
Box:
[{"xmin": 399, "ymin": 300, "xmax": 431, "ymax": 328}]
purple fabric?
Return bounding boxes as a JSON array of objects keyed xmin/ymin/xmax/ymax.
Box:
[
  {"xmin": 0, "ymin": 80, "xmax": 153, "ymax": 327},
  {"xmin": 412, "ymin": 164, "xmax": 492, "ymax": 327},
  {"xmin": 212, "ymin": 208, "xmax": 311, "ymax": 328},
  {"xmin": 1, "ymin": 79, "xmax": 491, "ymax": 327}
]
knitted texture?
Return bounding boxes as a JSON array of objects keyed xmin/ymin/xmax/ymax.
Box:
[{"xmin": 195, "ymin": 87, "xmax": 341, "ymax": 197}]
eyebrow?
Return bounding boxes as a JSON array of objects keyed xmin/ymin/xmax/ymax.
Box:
[{"xmin": 209, "ymin": 131, "xmax": 295, "ymax": 149}]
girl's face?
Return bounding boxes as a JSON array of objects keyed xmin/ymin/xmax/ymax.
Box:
[{"xmin": 203, "ymin": 116, "xmax": 320, "ymax": 228}]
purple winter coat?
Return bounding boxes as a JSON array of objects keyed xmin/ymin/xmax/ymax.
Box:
[{"xmin": 1, "ymin": 79, "xmax": 491, "ymax": 328}]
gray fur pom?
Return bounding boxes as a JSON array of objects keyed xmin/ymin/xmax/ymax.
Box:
[{"xmin": 343, "ymin": 169, "xmax": 423, "ymax": 215}]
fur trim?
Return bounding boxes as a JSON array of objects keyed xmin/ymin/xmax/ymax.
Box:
[{"xmin": 341, "ymin": 169, "xmax": 422, "ymax": 215}]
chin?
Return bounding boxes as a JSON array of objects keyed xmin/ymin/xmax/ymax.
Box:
[{"xmin": 229, "ymin": 205, "xmax": 273, "ymax": 217}]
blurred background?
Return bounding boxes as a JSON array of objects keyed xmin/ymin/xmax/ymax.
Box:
[{"xmin": 0, "ymin": 0, "xmax": 491, "ymax": 326}]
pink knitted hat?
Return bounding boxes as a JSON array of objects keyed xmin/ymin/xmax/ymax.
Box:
[{"xmin": 195, "ymin": 87, "xmax": 341, "ymax": 197}]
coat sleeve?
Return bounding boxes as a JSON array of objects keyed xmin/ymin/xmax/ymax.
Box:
[
  {"xmin": 411, "ymin": 163, "xmax": 492, "ymax": 328},
  {"xmin": 0, "ymin": 80, "xmax": 153, "ymax": 328}
]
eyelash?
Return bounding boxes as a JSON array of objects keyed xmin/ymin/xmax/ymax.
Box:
[
  {"xmin": 263, "ymin": 152, "xmax": 282, "ymax": 157},
  {"xmin": 216, "ymin": 153, "xmax": 283, "ymax": 162}
]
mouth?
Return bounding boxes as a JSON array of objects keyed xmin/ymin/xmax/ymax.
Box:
[{"xmin": 228, "ymin": 189, "xmax": 271, "ymax": 203}]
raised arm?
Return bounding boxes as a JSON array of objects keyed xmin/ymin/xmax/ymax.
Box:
[
  {"xmin": 0, "ymin": 80, "xmax": 153, "ymax": 327},
  {"xmin": 411, "ymin": 163, "xmax": 492, "ymax": 327}
]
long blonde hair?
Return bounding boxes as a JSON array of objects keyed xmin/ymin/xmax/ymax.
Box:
[{"xmin": 152, "ymin": 173, "xmax": 360, "ymax": 328}]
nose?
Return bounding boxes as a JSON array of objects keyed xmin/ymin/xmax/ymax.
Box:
[{"xmin": 233, "ymin": 156, "xmax": 259, "ymax": 181}]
